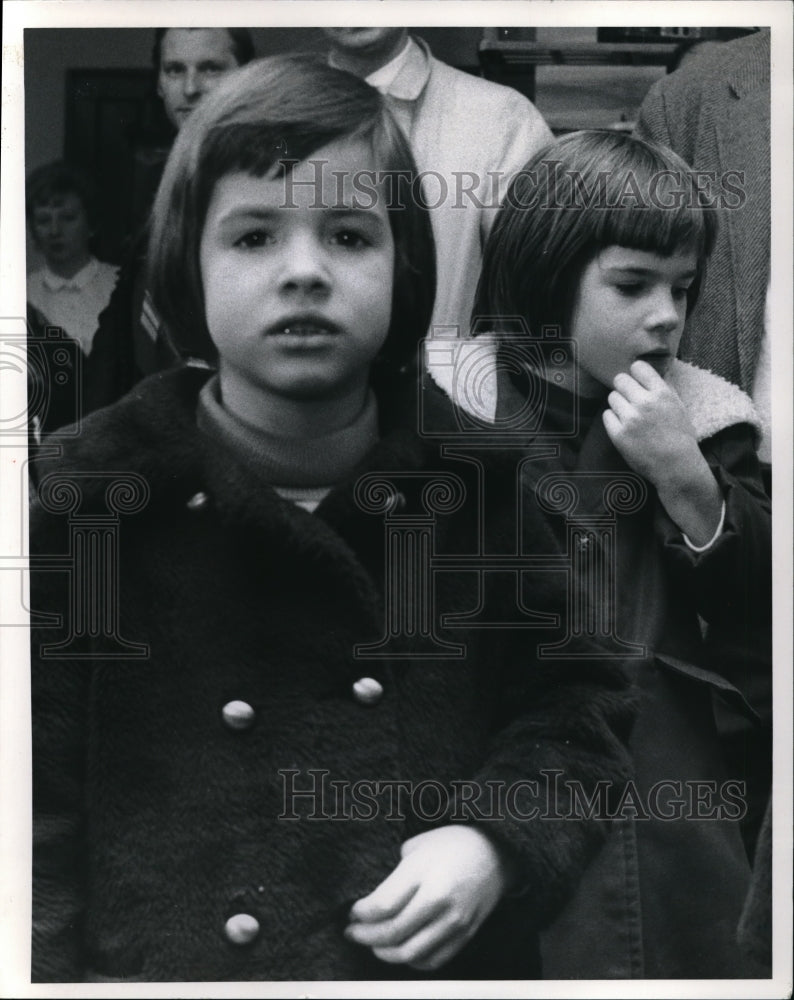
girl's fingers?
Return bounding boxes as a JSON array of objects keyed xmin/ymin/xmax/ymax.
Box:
[
  {"xmin": 612, "ymin": 370, "xmax": 646, "ymax": 404},
  {"xmin": 602, "ymin": 408, "xmax": 621, "ymax": 440},
  {"xmin": 606, "ymin": 389, "xmax": 633, "ymax": 423},
  {"xmin": 406, "ymin": 935, "xmax": 468, "ymax": 972},
  {"xmin": 348, "ymin": 864, "xmax": 420, "ymax": 923},
  {"xmin": 630, "ymin": 358, "xmax": 667, "ymax": 389},
  {"xmin": 370, "ymin": 906, "xmax": 462, "ymax": 966},
  {"xmin": 345, "ymin": 889, "xmax": 444, "ymax": 948}
]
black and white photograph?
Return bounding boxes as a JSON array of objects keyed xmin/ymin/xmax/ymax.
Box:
[{"xmin": 1, "ymin": 2, "xmax": 792, "ymax": 996}]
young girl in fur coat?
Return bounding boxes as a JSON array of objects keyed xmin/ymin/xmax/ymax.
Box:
[
  {"xmin": 456, "ymin": 130, "xmax": 772, "ymax": 979},
  {"xmin": 30, "ymin": 59, "xmax": 634, "ymax": 983}
]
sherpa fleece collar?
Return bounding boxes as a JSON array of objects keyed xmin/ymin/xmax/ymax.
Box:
[{"xmin": 426, "ymin": 336, "xmax": 762, "ymax": 445}]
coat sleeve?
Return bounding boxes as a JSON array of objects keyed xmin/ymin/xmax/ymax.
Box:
[
  {"xmin": 446, "ymin": 494, "xmax": 636, "ymax": 925},
  {"xmin": 654, "ymin": 423, "xmax": 771, "ymax": 626},
  {"xmin": 479, "ymin": 91, "xmax": 554, "ymax": 246},
  {"xmin": 633, "ymin": 76, "xmax": 675, "ymax": 149},
  {"xmin": 465, "ymin": 645, "xmax": 636, "ymax": 925},
  {"xmin": 654, "ymin": 423, "xmax": 772, "ymax": 717},
  {"xmin": 30, "ymin": 499, "xmax": 90, "ymax": 982}
]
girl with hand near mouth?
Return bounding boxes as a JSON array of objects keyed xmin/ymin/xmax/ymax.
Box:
[{"xmin": 465, "ymin": 129, "xmax": 772, "ymax": 979}]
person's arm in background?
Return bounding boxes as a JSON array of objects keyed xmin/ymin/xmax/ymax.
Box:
[
  {"xmin": 633, "ymin": 76, "xmax": 675, "ymax": 148},
  {"xmin": 479, "ymin": 90, "xmax": 554, "ymax": 248}
]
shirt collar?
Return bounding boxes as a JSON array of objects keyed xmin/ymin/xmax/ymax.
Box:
[
  {"xmin": 371, "ymin": 35, "xmax": 431, "ymax": 101},
  {"xmin": 364, "ymin": 35, "xmax": 413, "ymax": 91},
  {"xmin": 328, "ymin": 35, "xmax": 431, "ymax": 102},
  {"xmin": 41, "ymin": 257, "xmax": 99, "ymax": 292}
]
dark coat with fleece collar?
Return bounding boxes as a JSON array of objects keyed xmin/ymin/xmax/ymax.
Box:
[{"xmin": 30, "ymin": 365, "xmax": 634, "ymax": 983}]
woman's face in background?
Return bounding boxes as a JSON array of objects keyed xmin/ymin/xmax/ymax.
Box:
[{"xmin": 29, "ymin": 193, "xmax": 92, "ymax": 273}]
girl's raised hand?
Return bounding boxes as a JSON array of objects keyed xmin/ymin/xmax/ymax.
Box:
[
  {"xmin": 603, "ymin": 360, "xmax": 723, "ymax": 546},
  {"xmin": 602, "ymin": 359, "xmax": 701, "ymax": 485},
  {"xmin": 344, "ymin": 824, "xmax": 514, "ymax": 971}
]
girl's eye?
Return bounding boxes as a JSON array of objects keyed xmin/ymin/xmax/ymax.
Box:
[
  {"xmin": 615, "ymin": 283, "xmax": 643, "ymax": 296},
  {"xmin": 672, "ymin": 285, "xmax": 690, "ymax": 301},
  {"xmin": 331, "ymin": 229, "xmax": 369, "ymax": 250},
  {"xmin": 235, "ymin": 230, "xmax": 273, "ymax": 249}
]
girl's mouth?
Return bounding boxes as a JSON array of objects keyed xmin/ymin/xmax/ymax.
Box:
[
  {"xmin": 266, "ymin": 319, "xmax": 342, "ymax": 348},
  {"xmin": 638, "ymin": 352, "xmax": 671, "ymax": 373},
  {"xmin": 274, "ymin": 326, "xmax": 337, "ymax": 337},
  {"xmin": 267, "ymin": 317, "xmax": 342, "ymax": 338}
]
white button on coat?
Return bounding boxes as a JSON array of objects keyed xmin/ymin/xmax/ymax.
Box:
[
  {"xmin": 224, "ymin": 913, "xmax": 260, "ymax": 945},
  {"xmin": 186, "ymin": 491, "xmax": 210, "ymax": 511},
  {"xmin": 221, "ymin": 700, "xmax": 256, "ymax": 731},
  {"xmin": 352, "ymin": 677, "xmax": 384, "ymax": 705}
]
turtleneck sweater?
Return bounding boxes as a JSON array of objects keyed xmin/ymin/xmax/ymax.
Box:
[{"xmin": 196, "ymin": 375, "xmax": 379, "ymax": 512}]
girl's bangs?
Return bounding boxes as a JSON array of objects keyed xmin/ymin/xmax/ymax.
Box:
[{"xmin": 592, "ymin": 195, "xmax": 712, "ymax": 259}]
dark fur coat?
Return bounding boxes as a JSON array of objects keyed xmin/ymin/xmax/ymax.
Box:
[{"xmin": 30, "ymin": 365, "xmax": 634, "ymax": 982}]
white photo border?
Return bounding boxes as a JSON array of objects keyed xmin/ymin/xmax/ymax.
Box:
[{"xmin": 2, "ymin": 2, "xmax": 791, "ymax": 997}]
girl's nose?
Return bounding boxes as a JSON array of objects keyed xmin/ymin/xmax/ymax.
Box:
[
  {"xmin": 647, "ymin": 287, "xmax": 683, "ymax": 333},
  {"xmin": 280, "ymin": 235, "xmax": 331, "ymax": 294}
]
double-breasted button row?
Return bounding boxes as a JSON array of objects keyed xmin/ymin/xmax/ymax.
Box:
[
  {"xmin": 352, "ymin": 677, "xmax": 384, "ymax": 705},
  {"xmin": 221, "ymin": 700, "xmax": 256, "ymax": 731},
  {"xmin": 224, "ymin": 912, "xmax": 260, "ymax": 945}
]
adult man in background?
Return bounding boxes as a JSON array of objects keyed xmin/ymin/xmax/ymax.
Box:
[
  {"xmin": 155, "ymin": 27, "xmax": 256, "ymax": 130},
  {"xmin": 323, "ymin": 28, "xmax": 554, "ymax": 336},
  {"xmin": 85, "ymin": 27, "xmax": 254, "ymax": 416}
]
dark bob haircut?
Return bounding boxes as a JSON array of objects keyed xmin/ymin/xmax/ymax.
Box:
[
  {"xmin": 151, "ymin": 27, "xmax": 255, "ymax": 71},
  {"xmin": 473, "ymin": 130, "xmax": 718, "ymax": 337},
  {"xmin": 26, "ymin": 160, "xmax": 100, "ymax": 232},
  {"xmin": 147, "ymin": 54, "xmax": 436, "ymax": 372}
]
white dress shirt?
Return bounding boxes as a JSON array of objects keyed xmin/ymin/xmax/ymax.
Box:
[
  {"xmin": 336, "ymin": 37, "xmax": 553, "ymax": 336},
  {"xmin": 27, "ymin": 257, "xmax": 119, "ymax": 355}
]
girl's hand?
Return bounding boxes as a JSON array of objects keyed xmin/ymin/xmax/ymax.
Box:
[
  {"xmin": 344, "ymin": 825, "xmax": 514, "ymax": 971},
  {"xmin": 603, "ymin": 360, "xmax": 701, "ymax": 482},
  {"xmin": 603, "ymin": 360, "xmax": 723, "ymax": 545}
]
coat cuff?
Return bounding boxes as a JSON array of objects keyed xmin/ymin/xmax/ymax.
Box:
[{"xmin": 682, "ymin": 499, "xmax": 726, "ymax": 552}]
